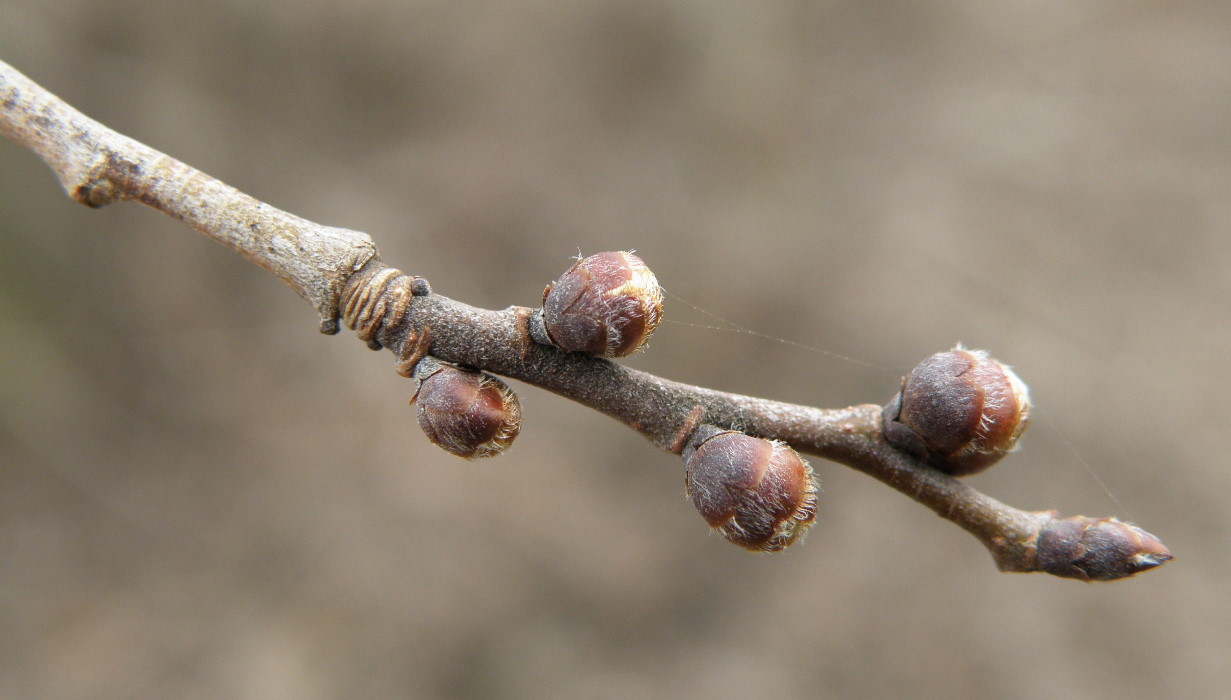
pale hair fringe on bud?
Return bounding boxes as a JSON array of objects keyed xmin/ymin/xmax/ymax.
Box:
[
  {"xmin": 538, "ymin": 251, "xmax": 663, "ymax": 358},
  {"xmin": 412, "ymin": 359, "xmax": 522, "ymax": 460},
  {"xmin": 882, "ymin": 346, "xmax": 1031, "ymax": 476},
  {"xmin": 683, "ymin": 427, "xmax": 819, "ymax": 553}
]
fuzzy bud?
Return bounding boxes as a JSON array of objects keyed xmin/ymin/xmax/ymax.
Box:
[
  {"xmin": 683, "ymin": 426, "xmax": 818, "ymax": 552},
  {"xmin": 412, "ymin": 359, "xmax": 521, "ymax": 459},
  {"xmin": 882, "ymin": 347, "xmax": 1030, "ymax": 476},
  {"xmin": 537, "ymin": 251, "xmax": 663, "ymax": 357}
]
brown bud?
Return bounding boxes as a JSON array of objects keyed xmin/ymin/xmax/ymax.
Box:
[
  {"xmin": 683, "ymin": 427, "xmax": 818, "ymax": 552},
  {"xmin": 882, "ymin": 347, "xmax": 1030, "ymax": 476},
  {"xmin": 538, "ymin": 251, "xmax": 663, "ymax": 358},
  {"xmin": 1035, "ymin": 516, "xmax": 1173, "ymax": 581},
  {"xmin": 412, "ymin": 359, "xmax": 521, "ymax": 459}
]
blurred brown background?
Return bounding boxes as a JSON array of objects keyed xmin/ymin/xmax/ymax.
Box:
[{"xmin": 1, "ymin": 2, "xmax": 1226, "ymax": 698}]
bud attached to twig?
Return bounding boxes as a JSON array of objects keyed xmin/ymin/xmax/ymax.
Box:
[
  {"xmin": 536, "ymin": 251, "xmax": 663, "ymax": 358},
  {"xmin": 412, "ymin": 358, "xmax": 521, "ymax": 459},
  {"xmin": 882, "ymin": 347, "xmax": 1030, "ymax": 476},
  {"xmin": 1035, "ymin": 515, "xmax": 1173, "ymax": 581},
  {"xmin": 683, "ymin": 426, "xmax": 818, "ymax": 552}
]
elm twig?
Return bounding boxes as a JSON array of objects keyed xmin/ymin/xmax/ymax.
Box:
[{"xmin": 0, "ymin": 59, "xmax": 1171, "ymax": 581}]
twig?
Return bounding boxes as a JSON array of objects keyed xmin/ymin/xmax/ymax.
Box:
[{"xmin": 0, "ymin": 59, "xmax": 1171, "ymax": 581}]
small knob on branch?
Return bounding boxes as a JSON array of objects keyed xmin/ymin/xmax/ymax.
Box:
[
  {"xmin": 883, "ymin": 347, "xmax": 1031, "ymax": 476},
  {"xmin": 412, "ymin": 358, "xmax": 522, "ymax": 459},
  {"xmin": 533, "ymin": 251, "xmax": 663, "ymax": 358},
  {"xmin": 683, "ymin": 426, "xmax": 818, "ymax": 552}
]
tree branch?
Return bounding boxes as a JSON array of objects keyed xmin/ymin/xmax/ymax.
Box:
[
  {"xmin": 0, "ymin": 60, "xmax": 377, "ymax": 333},
  {"xmin": 0, "ymin": 59, "xmax": 1172, "ymax": 581}
]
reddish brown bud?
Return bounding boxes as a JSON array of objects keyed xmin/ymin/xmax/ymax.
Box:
[
  {"xmin": 1035, "ymin": 516, "xmax": 1173, "ymax": 581},
  {"xmin": 683, "ymin": 427, "xmax": 818, "ymax": 552},
  {"xmin": 538, "ymin": 251, "xmax": 662, "ymax": 358},
  {"xmin": 412, "ymin": 359, "xmax": 521, "ymax": 459},
  {"xmin": 883, "ymin": 347, "xmax": 1030, "ymax": 476}
]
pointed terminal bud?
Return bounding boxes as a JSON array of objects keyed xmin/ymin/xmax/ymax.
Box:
[
  {"xmin": 683, "ymin": 426, "xmax": 818, "ymax": 552},
  {"xmin": 1035, "ymin": 516, "xmax": 1173, "ymax": 581},
  {"xmin": 412, "ymin": 359, "xmax": 521, "ymax": 459},
  {"xmin": 882, "ymin": 347, "xmax": 1031, "ymax": 476},
  {"xmin": 537, "ymin": 251, "xmax": 663, "ymax": 358}
]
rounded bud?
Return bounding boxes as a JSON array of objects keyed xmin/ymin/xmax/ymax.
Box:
[
  {"xmin": 539, "ymin": 251, "xmax": 663, "ymax": 357},
  {"xmin": 412, "ymin": 359, "xmax": 521, "ymax": 459},
  {"xmin": 882, "ymin": 347, "xmax": 1030, "ymax": 476},
  {"xmin": 683, "ymin": 427, "xmax": 818, "ymax": 552}
]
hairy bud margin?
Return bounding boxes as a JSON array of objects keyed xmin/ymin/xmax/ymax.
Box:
[
  {"xmin": 683, "ymin": 426, "xmax": 818, "ymax": 552},
  {"xmin": 412, "ymin": 359, "xmax": 522, "ymax": 459},
  {"xmin": 534, "ymin": 251, "xmax": 663, "ymax": 358},
  {"xmin": 882, "ymin": 347, "xmax": 1031, "ymax": 476}
]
